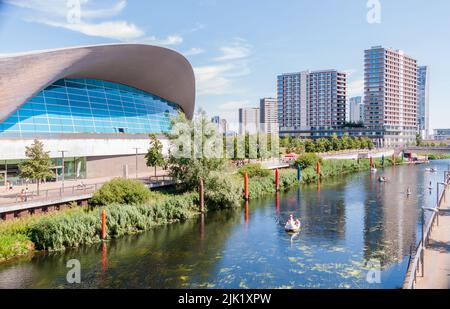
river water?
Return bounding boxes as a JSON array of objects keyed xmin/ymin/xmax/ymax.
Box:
[{"xmin": 0, "ymin": 160, "xmax": 449, "ymax": 289}]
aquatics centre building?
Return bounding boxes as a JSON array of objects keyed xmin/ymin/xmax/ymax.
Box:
[{"xmin": 0, "ymin": 44, "xmax": 196, "ymax": 184}]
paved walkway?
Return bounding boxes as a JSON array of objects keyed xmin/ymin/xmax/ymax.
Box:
[
  {"xmin": 0, "ymin": 170, "xmax": 169, "ymax": 207},
  {"xmin": 415, "ymin": 188, "xmax": 450, "ymax": 289}
]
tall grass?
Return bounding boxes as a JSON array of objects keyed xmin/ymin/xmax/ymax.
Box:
[{"xmin": 29, "ymin": 192, "xmax": 199, "ymax": 251}]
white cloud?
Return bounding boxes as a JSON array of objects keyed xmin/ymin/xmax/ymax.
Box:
[
  {"xmin": 194, "ymin": 62, "xmax": 251, "ymax": 96},
  {"xmin": 348, "ymin": 79, "xmax": 364, "ymax": 97},
  {"xmin": 214, "ymin": 38, "xmax": 252, "ymax": 61},
  {"xmin": 138, "ymin": 35, "xmax": 183, "ymax": 46},
  {"xmin": 218, "ymin": 100, "xmax": 251, "ymax": 110},
  {"xmin": 182, "ymin": 47, "xmax": 205, "ymax": 56},
  {"xmin": 194, "ymin": 38, "xmax": 253, "ymax": 96},
  {"xmin": 6, "ymin": 0, "xmax": 182, "ymax": 43},
  {"xmin": 5, "ymin": 0, "xmax": 126, "ymax": 19},
  {"xmin": 37, "ymin": 19, "xmax": 144, "ymax": 41}
]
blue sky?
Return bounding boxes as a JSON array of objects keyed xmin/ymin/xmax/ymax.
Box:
[{"xmin": 1, "ymin": 0, "xmax": 449, "ymax": 131}]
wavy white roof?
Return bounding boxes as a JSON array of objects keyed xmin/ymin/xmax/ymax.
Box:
[{"xmin": 0, "ymin": 44, "xmax": 196, "ymax": 122}]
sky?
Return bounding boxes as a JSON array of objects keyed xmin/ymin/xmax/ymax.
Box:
[{"xmin": 0, "ymin": 0, "xmax": 449, "ymax": 132}]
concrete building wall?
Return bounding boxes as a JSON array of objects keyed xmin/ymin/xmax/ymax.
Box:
[
  {"xmin": 86, "ymin": 154, "xmax": 163, "ymax": 179},
  {"xmin": 0, "ymin": 137, "xmax": 170, "ymax": 161},
  {"xmin": 239, "ymin": 107, "xmax": 260, "ymax": 134}
]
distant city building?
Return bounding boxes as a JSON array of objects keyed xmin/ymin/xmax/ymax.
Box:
[
  {"xmin": 277, "ymin": 71, "xmax": 308, "ymax": 133},
  {"xmin": 364, "ymin": 46, "xmax": 418, "ymax": 147},
  {"xmin": 238, "ymin": 107, "xmax": 260, "ymax": 134},
  {"xmin": 434, "ymin": 129, "xmax": 450, "ymax": 141},
  {"xmin": 307, "ymin": 70, "xmax": 347, "ymax": 128},
  {"xmin": 348, "ymin": 96, "xmax": 365, "ymax": 124},
  {"xmin": 211, "ymin": 116, "xmax": 220, "ymax": 125},
  {"xmin": 417, "ymin": 66, "xmax": 430, "ymax": 139},
  {"xmin": 259, "ymin": 97, "xmax": 279, "ymax": 134},
  {"xmin": 219, "ymin": 118, "xmax": 228, "ymax": 134},
  {"xmin": 211, "ymin": 116, "xmax": 228, "ymax": 134},
  {"xmin": 278, "ymin": 70, "xmax": 347, "ymax": 135}
]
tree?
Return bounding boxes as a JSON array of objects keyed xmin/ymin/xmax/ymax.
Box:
[
  {"xmin": 165, "ymin": 111, "xmax": 226, "ymax": 191},
  {"xmin": 145, "ymin": 133, "xmax": 165, "ymax": 177},
  {"xmin": 19, "ymin": 139, "xmax": 54, "ymax": 195},
  {"xmin": 416, "ymin": 133, "xmax": 423, "ymax": 147},
  {"xmin": 341, "ymin": 134, "xmax": 351, "ymax": 150},
  {"xmin": 315, "ymin": 138, "xmax": 328, "ymax": 153},
  {"xmin": 304, "ymin": 139, "xmax": 316, "ymax": 153},
  {"xmin": 331, "ymin": 134, "xmax": 341, "ymax": 151}
]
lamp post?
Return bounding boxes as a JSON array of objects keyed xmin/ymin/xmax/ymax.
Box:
[
  {"xmin": 58, "ymin": 150, "xmax": 67, "ymax": 192},
  {"xmin": 133, "ymin": 148, "xmax": 140, "ymax": 179},
  {"xmin": 421, "ymin": 206, "xmax": 439, "ymax": 277},
  {"xmin": 437, "ymin": 181, "xmax": 447, "ymax": 221}
]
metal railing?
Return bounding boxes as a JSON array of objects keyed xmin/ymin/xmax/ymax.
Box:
[
  {"xmin": 147, "ymin": 175, "xmax": 173, "ymax": 182},
  {"xmin": 405, "ymin": 171, "xmax": 450, "ymax": 289},
  {"xmin": 13, "ymin": 183, "xmax": 100, "ymax": 204}
]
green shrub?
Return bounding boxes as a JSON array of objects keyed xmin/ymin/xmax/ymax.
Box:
[
  {"xmin": 294, "ymin": 153, "xmax": 323, "ymax": 170},
  {"xmin": 90, "ymin": 178, "xmax": 151, "ymax": 207},
  {"xmin": 0, "ymin": 233, "xmax": 34, "ymax": 261},
  {"xmin": 205, "ymin": 172, "xmax": 241, "ymax": 209},
  {"xmin": 238, "ymin": 163, "xmax": 271, "ymax": 178}
]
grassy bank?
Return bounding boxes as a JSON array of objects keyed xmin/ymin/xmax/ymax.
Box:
[
  {"xmin": 240, "ymin": 157, "xmax": 401, "ymax": 200},
  {"xmin": 0, "ymin": 157, "xmax": 402, "ymax": 261},
  {"xmin": 426, "ymin": 153, "xmax": 450, "ymax": 160}
]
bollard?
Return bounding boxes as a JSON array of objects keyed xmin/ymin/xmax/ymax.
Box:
[
  {"xmin": 199, "ymin": 178, "xmax": 205, "ymax": 213},
  {"xmin": 297, "ymin": 164, "xmax": 302, "ymax": 183},
  {"xmin": 316, "ymin": 161, "xmax": 321, "ymax": 179},
  {"xmin": 382, "ymin": 154, "xmax": 385, "ymax": 168},
  {"xmin": 245, "ymin": 201, "xmax": 249, "ymax": 224},
  {"xmin": 392, "ymin": 153, "xmax": 396, "ymax": 166},
  {"xmin": 275, "ymin": 169, "xmax": 279, "ymax": 191},
  {"xmin": 244, "ymin": 173, "xmax": 249, "ymax": 200},
  {"xmin": 275, "ymin": 191, "xmax": 280, "ymax": 215},
  {"xmin": 101, "ymin": 209, "xmax": 106, "ymax": 241}
]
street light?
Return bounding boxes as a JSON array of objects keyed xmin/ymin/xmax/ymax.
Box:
[
  {"xmin": 58, "ymin": 150, "xmax": 67, "ymax": 192},
  {"xmin": 133, "ymin": 148, "xmax": 140, "ymax": 179},
  {"xmin": 420, "ymin": 206, "xmax": 440, "ymax": 277}
]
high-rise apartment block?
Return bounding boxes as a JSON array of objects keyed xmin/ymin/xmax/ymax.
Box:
[
  {"xmin": 364, "ymin": 46, "xmax": 418, "ymax": 147},
  {"xmin": 278, "ymin": 70, "xmax": 347, "ymax": 135},
  {"xmin": 238, "ymin": 107, "xmax": 260, "ymax": 134},
  {"xmin": 277, "ymin": 72, "xmax": 308, "ymax": 132},
  {"xmin": 260, "ymin": 97, "xmax": 279, "ymax": 134},
  {"xmin": 307, "ymin": 70, "xmax": 347, "ymax": 128},
  {"xmin": 417, "ymin": 66, "xmax": 430, "ymax": 139}
]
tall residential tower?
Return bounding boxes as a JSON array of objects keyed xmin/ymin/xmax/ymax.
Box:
[
  {"xmin": 417, "ymin": 66, "xmax": 430, "ymax": 139},
  {"xmin": 364, "ymin": 46, "xmax": 418, "ymax": 147},
  {"xmin": 260, "ymin": 97, "xmax": 279, "ymax": 134},
  {"xmin": 278, "ymin": 70, "xmax": 347, "ymax": 135}
]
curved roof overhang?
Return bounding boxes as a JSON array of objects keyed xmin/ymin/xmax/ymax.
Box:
[{"xmin": 0, "ymin": 44, "xmax": 196, "ymax": 122}]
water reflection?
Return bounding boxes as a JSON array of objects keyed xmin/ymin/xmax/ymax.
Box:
[{"xmin": 0, "ymin": 160, "xmax": 448, "ymax": 289}]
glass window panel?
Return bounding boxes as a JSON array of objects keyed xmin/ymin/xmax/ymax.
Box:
[{"xmin": 1, "ymin": 78, "xmax": 181, "ymax": 135}]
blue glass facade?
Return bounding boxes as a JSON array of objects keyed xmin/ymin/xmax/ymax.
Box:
[{"xmin": 0, "ymin": 78, "xmax": 181, "ymax": 137}]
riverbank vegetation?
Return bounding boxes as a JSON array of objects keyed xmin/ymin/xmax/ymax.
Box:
[
  {"xmin": 426, "ymin": 153, "xmax": 450, "ymax": 160},
  {"xmin": 281, "ymin": 134, "xmax": 375, "ymax": 154}
]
